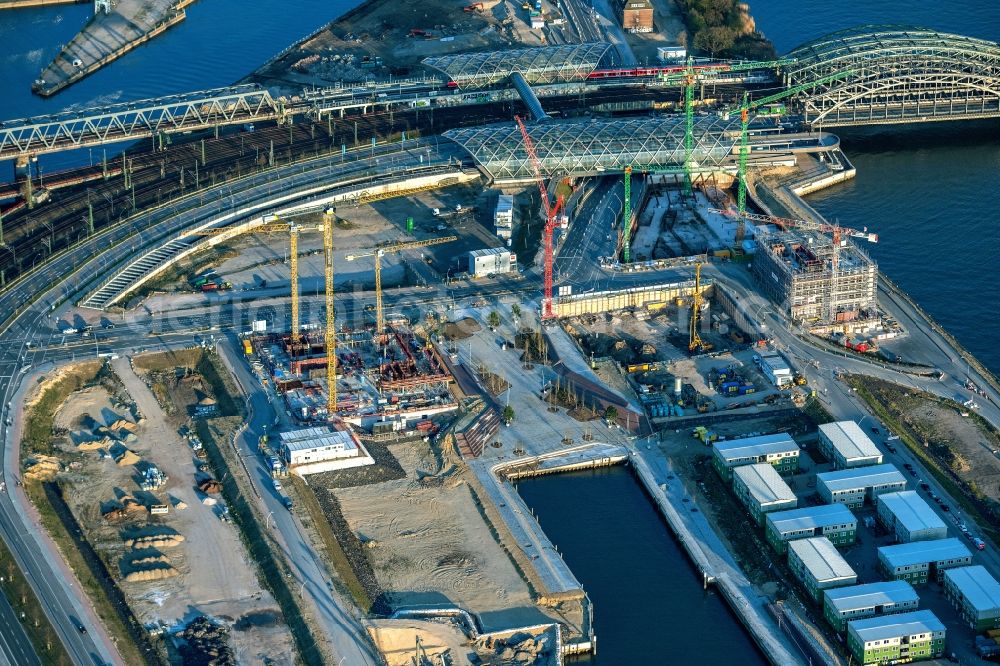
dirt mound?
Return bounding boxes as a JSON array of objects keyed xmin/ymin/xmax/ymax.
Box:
[
  {"xmin": 114, "ymin": 448, "xmax": 140, "ymax": 466},
  {"xmin": 179, "ymin": 616, "xmax": 235, "ymax": 666},
  {"xmin": 23, "ymin": 456, "xmax": 61, "ymax": 481},
  {"xmin": 124, "ymin": 564, "xmax": 178, "ymax": 583},
  {"xmin": 199, "ymin": 479, "xmax": 222, "ymax": 495},
  {"xmin": 128, "ymin": 552, "xmax": 171, "ymax": 567},
  {"xmin": 125, "ymin": 533, "xmax": 185, "ymax": 549},
  {"xmin": 443, "ymin": 318, "xmax": 481, "ymax": 340}
]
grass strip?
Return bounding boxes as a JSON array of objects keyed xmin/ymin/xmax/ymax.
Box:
[
  {"xmin": 0, "ymin": 530, "xmax": 73, "ymax": 666},
  {"xmin": 287, "ymin": 476, "xmax": 373, "ymax": 612},
  {"xmin": 28, "ymin": 482, "xmax": 159, "ymax": 666}
]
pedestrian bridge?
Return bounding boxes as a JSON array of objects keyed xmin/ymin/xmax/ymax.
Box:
[{"xmin": 783, "ymin": 25, "xmax": 1000, "ymax": 127}]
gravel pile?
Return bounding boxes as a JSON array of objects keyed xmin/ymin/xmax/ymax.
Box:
[{"xmin": 311, "ymin": 438, "xmax": 405, "ymax": 489}]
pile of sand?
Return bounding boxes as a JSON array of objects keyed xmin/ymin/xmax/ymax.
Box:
[
  {"xmin": 125, "ymin": 533, "xmax": 185, "ymax": 549},
  {"xmin": 114, "ymin": 448, "xmax": 141, "ymax": 466},
  {"xmin": 124, "ymin": 565, "xmax": 178, "ymax": 583},
  {"xmin": 23, "ymin": 456, "xmax": 61, "ymax": 481}
]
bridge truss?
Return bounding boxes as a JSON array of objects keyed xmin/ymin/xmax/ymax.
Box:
[
  {"xmin": 0, "ymin": 85, "xmax": 285, "ymax": 161},
  {"xmin": 783, "ymin": 25, "xmax": 1000, "ymax": 127}
]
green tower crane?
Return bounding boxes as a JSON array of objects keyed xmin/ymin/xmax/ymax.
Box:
[{"xmin": 734, "ymin": 69, "xmax": 855, "ymax": 230}]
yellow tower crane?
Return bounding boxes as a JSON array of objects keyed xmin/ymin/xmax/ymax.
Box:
[
  {"xmin": 688, "ymin": 263, "xmax": 713, "ymax": 353},
  {"xmin": 182, "ymin": 217, "xmax": 325, "ymax": 343},
  {"xmin": 323, "ymin": 207, "xmax": 337, "ymax": 415},
  {"xmin": 346, "ymin": 235, "xmax": 457, "ymax": 340}
]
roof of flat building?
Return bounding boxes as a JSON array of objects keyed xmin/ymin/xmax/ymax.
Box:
[
  {"xmin": 943, "ymin": 566, "xmax": 1000, "ymax": 612},
  {"xmin": 820, "ymin": 421, "xmax": 882, "ymax": 461},
  {"xmin": 733, "ymin": 463, "xmax": 797, "ymax": 506},
  {"xmin": 848, "ymin": 610, "xmax": 945, "ymax": 643},
  {"xmin": 824, "ymin": 580, "xmax": 919, "ymax": 613},
  {"xmin": 713, "ymin": 433, "xmax": 799, "ymax": 462},
  {"xmin": 878, "ymin": 491, "xmax": 946, "ymax": 534},
  {"xmin": 789, "ymin": 536, "xmax": 856, "ymax": 582},
  {"xmin": 879, "ymin": 538, "xmax": 971, "ymax": 568},
  {"xmin": 767, "ymin": 503, "xmax": 857, "ymax": 534},
  {"xmin": 281, "ymin": 427, "xmax": 358, "ymax": 453},
  {"xmin": 817, "ymin": 464, "xmax": 905, "ymax": 492}
]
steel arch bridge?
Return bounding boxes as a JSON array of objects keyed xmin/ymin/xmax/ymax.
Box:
[{"xmin": 783, "ymin": 25, "xmax": 1000, "ymax": 127}]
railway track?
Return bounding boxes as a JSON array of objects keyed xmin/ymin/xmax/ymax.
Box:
[{"xmin": 0, "ymin": 85, "xmax": 750, "ymax": 290}]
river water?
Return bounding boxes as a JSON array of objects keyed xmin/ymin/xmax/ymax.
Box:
[{"xmin": 1, "ymin": 2, "xmax": 998, "ymax": 663}]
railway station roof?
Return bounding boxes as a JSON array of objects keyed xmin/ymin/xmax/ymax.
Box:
[
  {"xmin": 423, "ymin": 42, "xmax": 612, "ymax": 89},
  {"xmin": 444, "ymin": 115, "xmax": 738, "ymax": 181}
]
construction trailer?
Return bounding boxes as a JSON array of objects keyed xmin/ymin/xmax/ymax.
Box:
[
  {"xmin": 752, "ymin": 227, "xmax": 877, "ymax": 323},
  {"xmin": 711, "ymin": 433, "xmax": 800, "ymax": 481},
  {"xmin": 943, "ymin": 565, "xmax": 1000, "ymax": 631},
  {"xmin": 823, "ymin": 580, "xmax": 920, "ymax": 633},
  {"xmin": 846, "ymin": 610, "xmax": 946, "ymax": 666},
  {"xmin": 279, "ymin": 425, "xmax": 375, "ymax": 476},
  {"xmin": 816, "ymin": 464, "xmax": 907, "ymax": 508},
  {"xmin": 765, "ymin": 503, "xmax": 857, "ymax": 554},
  {"xmin": 876, "ymin": 490, "xmax": 948, "ymax": 543},
  {"xmin": 732, "ymin": 463, "xmax": 797, "ymax": 525},
  {"xmin": 494, "ymin": 194, "xmax": 514, "ymax": 239},
  {"xmin": 754, "ymin": 350, "xmax": 793, "ymax": 387},
  {"xmin": 788, "ymin": 536, "xmax": 858, "ymax": 603},
  {"xmin": 818, "ymin": 420, "xmax": 883, "ymax": 469},
  {"xmin": 878, "ymin": 538, "xmax": 973, "ymax": 585},
  {"xmin": 468, "ymin": 248, "xmax": 516, "ymax": 278}
]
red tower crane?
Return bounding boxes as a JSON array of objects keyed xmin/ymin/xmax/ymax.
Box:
[{"xmin": 515, "ymin": 115, "xmax": 564, "ymax": 319}]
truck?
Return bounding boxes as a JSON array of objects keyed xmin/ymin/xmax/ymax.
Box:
[
  {"xmin": 242, "ymin": 339, "xmax": 253, "ymax": 356},
  {"xmin": 201, "ymin": 281, "xmax": 232, "ymax": 292}
]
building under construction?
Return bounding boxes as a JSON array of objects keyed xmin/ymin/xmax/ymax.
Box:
[
  {"xmin": 752, "ymin": 228, "xmax": 877, "ymax": 323},
  {"xmin": 248, "ymin": 325, "xmax": 457, "ymax": 431}
]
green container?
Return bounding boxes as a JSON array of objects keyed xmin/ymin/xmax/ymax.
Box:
[{"xmin": 406, "ymin": 216, "xmax": 414, "ymax": 233}]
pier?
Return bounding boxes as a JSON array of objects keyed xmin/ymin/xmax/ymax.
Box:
[
  {"xmin": 628, "ymin": 448, "xmax": 805, "ymax": 665},
  {"xmin": 33, "ymin": 0, "xmax": 195, "ymax": 97}
]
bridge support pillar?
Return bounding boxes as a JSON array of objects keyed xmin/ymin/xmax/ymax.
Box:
[{"xmin": 14, "ymin": 155, "xmax": 36, "ymax": 209}]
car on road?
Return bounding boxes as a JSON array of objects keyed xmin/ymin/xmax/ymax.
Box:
[
  {"xmin": 941, "ymin": 504, "xmax": 950, "ymax": 512},
  {"xmin": 974, "ymin": 537, "xmax": 986, "ymax": 550},
  {"xmin": 903, "ymin": 463, "xmax": 914, "ymax": 470},
  {"xmin": 919, "ymin": 483, "xmax": 930, "ymax": 491},
  {"xmin": 870, "ymin": 426, "xmax": 880, "ymax": 435},
  {"xmin": 887, "ymin": 445, "xmax": 897, "ymax": 453},
  {"xmin": 283, "ymin": 496, "xmax": 293, "ymax": 510},
  {"xmin": 909, "ymin": 470, "xmax": 917, "ymax": 477},
  {"xmin": 76, "ymin": 624, "xmax": 87, "ymax": 634},
  {"xmin": 272, "ymin": 479, "xmax": 282, "ymax": 492}
]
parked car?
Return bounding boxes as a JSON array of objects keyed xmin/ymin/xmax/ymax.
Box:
[
  {"xmin": 919, "ymin": 483, "xmax": 930, "ymax": 491},
  {"xmin": 887, "ymin": 445, "xmax": 897, "ymax": 453},
  {"xmin": 272, "ymin": 479, "xmax": 282, "ymax": 492},
  {"xmin": 870, "ymin": 426, "xmax": 880, "ymax": 435},
  {"xmin": 974, "ymin": 537, "xmax": 986, "ymax": 551},
  {"xmin": 909, "ymin": 470, "xmax": 917, "ymax": 478},
  {"xmin": 941, "ymin": 505, "xmax": 951, "ymax": 512},
  {"xmin": 903, "ymin": 463, "xmax": 914, "ymax": 470}
]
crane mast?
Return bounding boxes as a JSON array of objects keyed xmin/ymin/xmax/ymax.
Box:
[
  {"xmin": 323, "ymin": 208, "xmax": 337, "ymax": 415},
  {"xmin": 515, "ymin": 115, "xmax": 563, "ymax": 319}
]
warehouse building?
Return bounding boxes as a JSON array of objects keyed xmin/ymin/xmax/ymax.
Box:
[
  {"xmin": 733, "ymin": 463, "xmax": 797, "ymax": 525},
  {"xmin": 753, "ymin": 226, "xmax": 878, "ymax": 323},
  {"xmin": 765, "ymin": 503, "xmax": 857, "ymax": 554},
  {"xmin": 877, "ymin": 491, "xmax": 948, "ymax": 543},
  {"xmin": 816, "ymin": 464, "xmax": 907, "ymax": 508},
  {"xmin": 823, "ymin": 580, "xmax": 920, "ymax": 633},
  {"xmin": 943, "ymin": 565, "xmax": 1000, "ymax": 631},
  {"xmin": 494, "ymin": 195, "xmax": 514, "ymax": 240},
  {"xmin": 818, "ymin": 421, "xmax": 883, "ymax": 469},
  {"xmin": 878, "ymin": 538, "xmax": 972, "ymax": 584},
  {"xmin": 847, "ymin": 610, "xmax": 946, "ymax": 665},
  {"xmin": 468, "ymin": 248, "xmax": 516, "ymax": 278},
  {"xmin": 621, "ymin": 0, "xmax": 653, "ymax": 33},
  {"xmin": 280, "ymin": 426, "xmax": 375, "ymax": 476},
  {"xmin": 711, "ymin": 433, "xmax": 800, "ymax": 481},
  {"xmin": 788, "ymin": 536, "xmax": 858, "ymax": 603}
]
